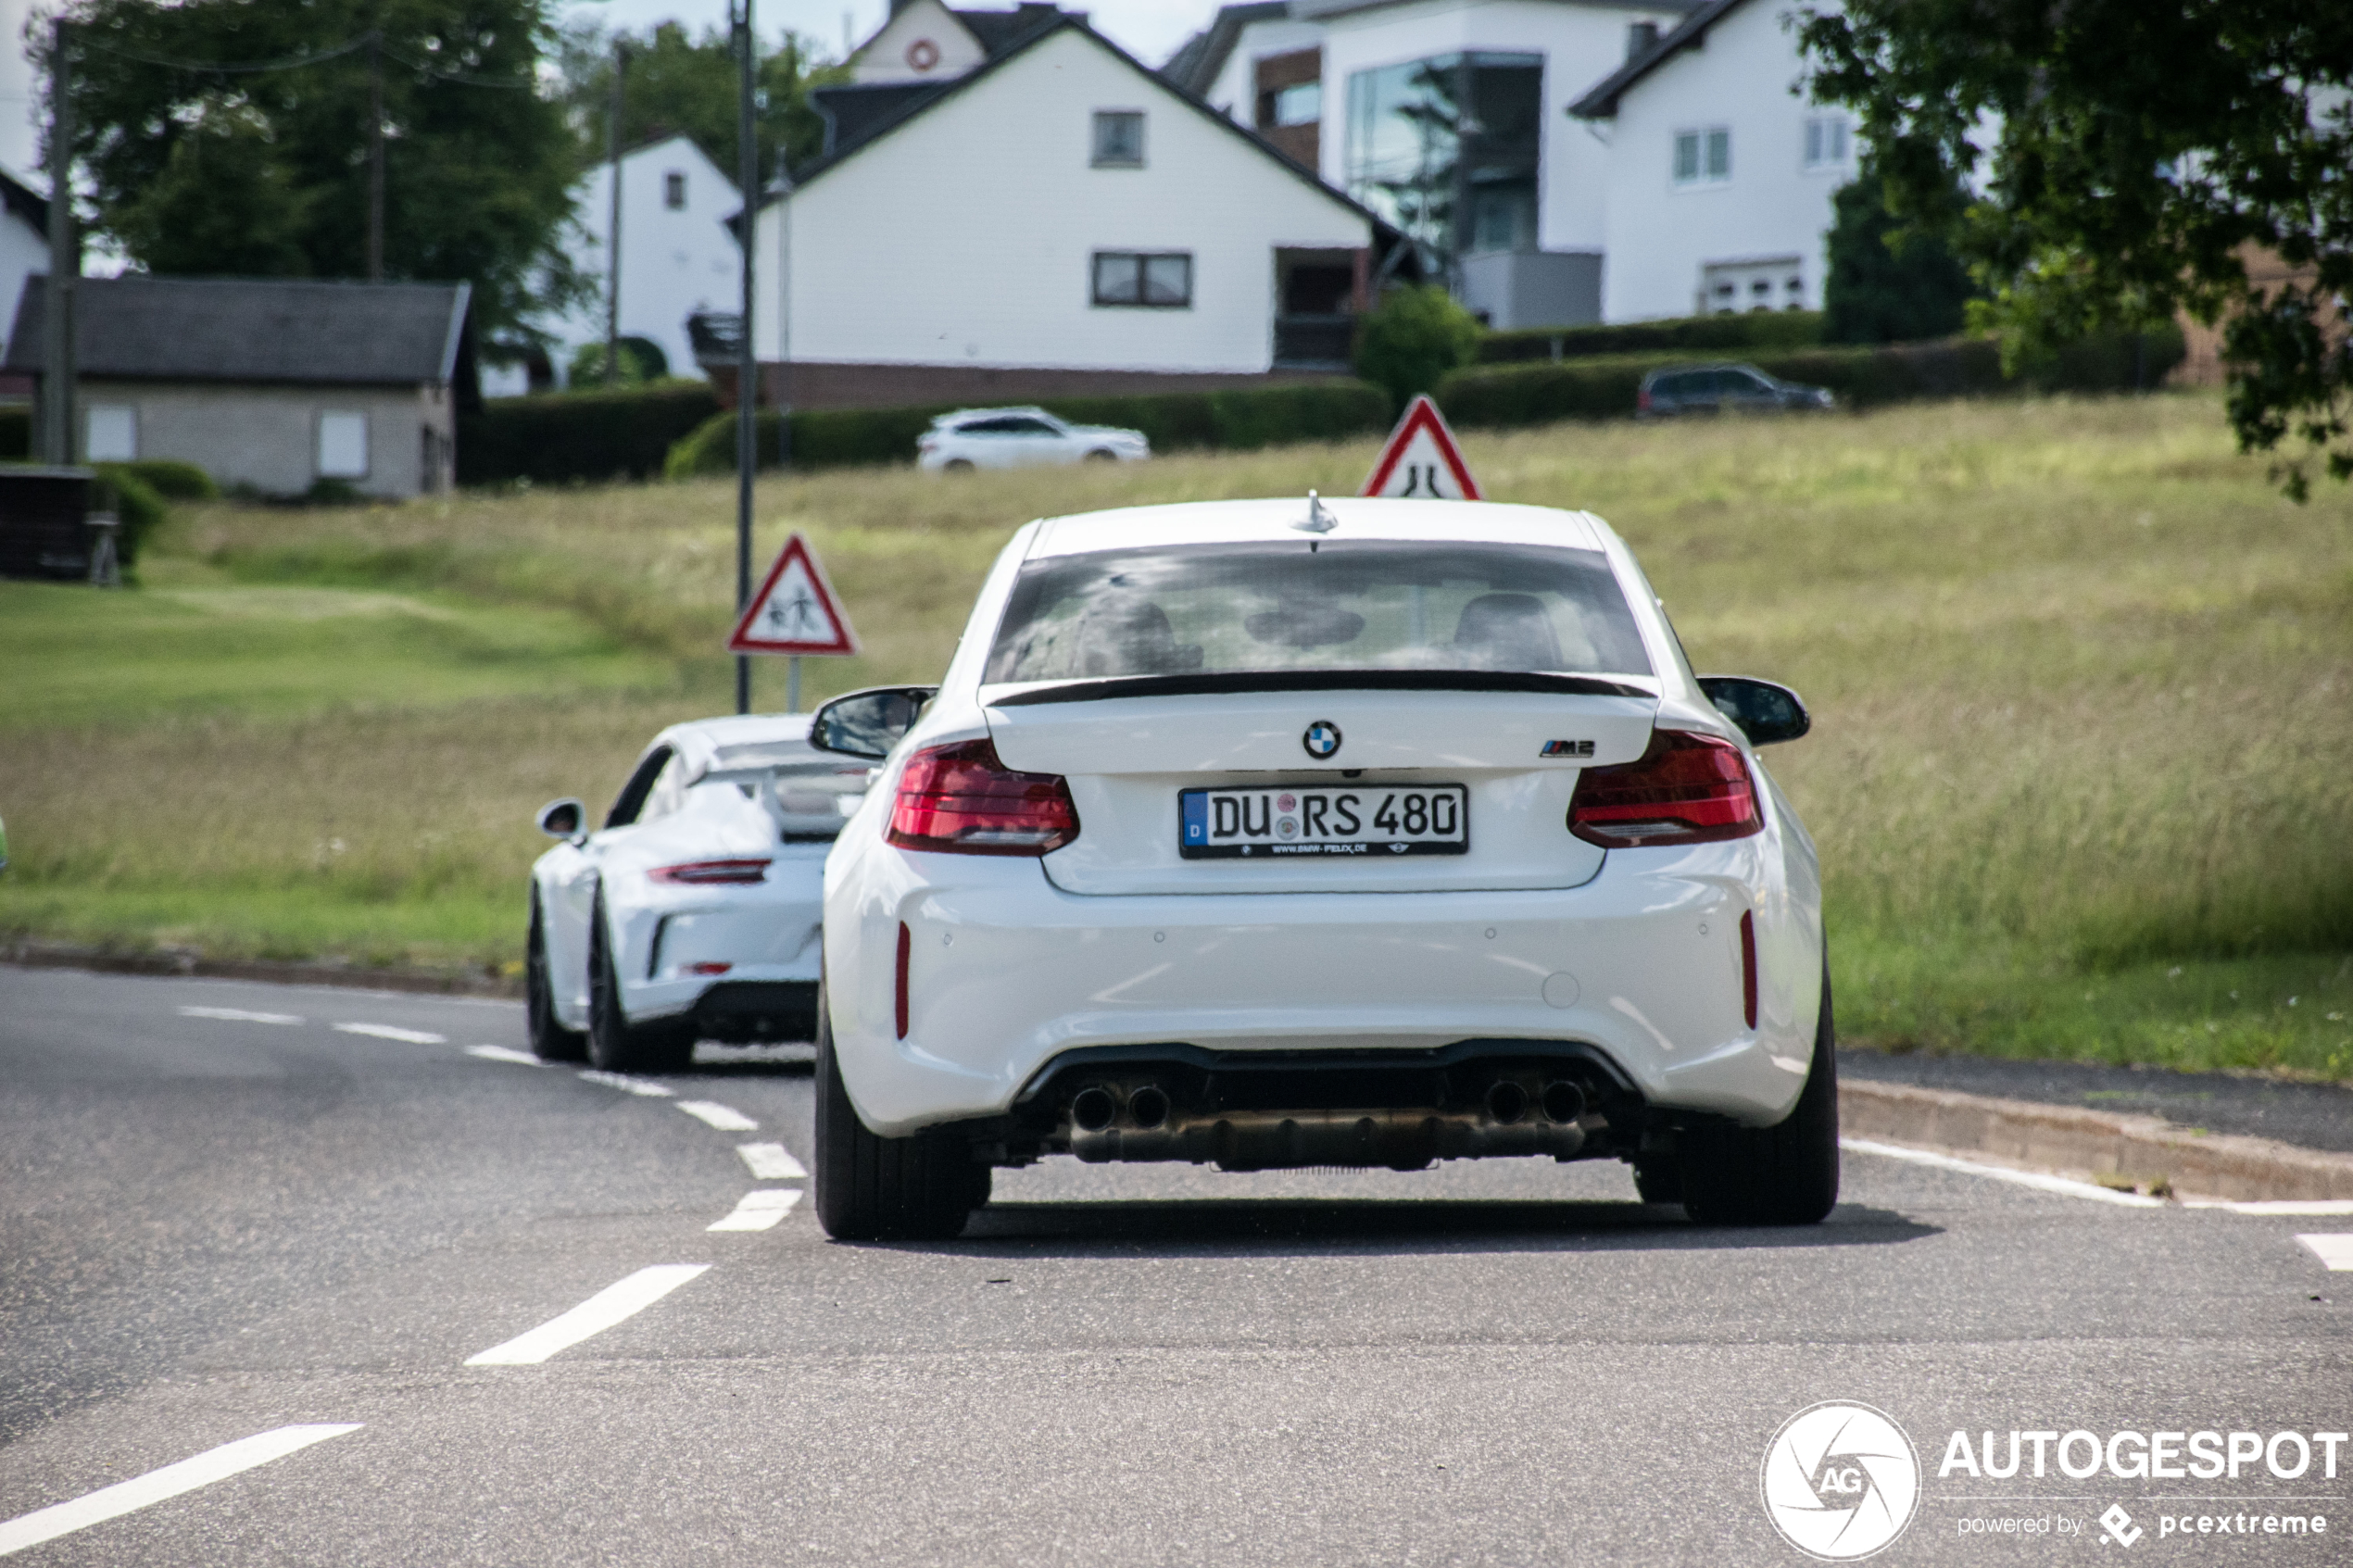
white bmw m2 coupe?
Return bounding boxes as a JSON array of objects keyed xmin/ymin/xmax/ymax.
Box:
[{"xmin": 806, "ymin": 496, "xmax": 1833, "ymax": 1238}]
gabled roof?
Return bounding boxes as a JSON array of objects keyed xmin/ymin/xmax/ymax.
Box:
[
  {"xmin": 1161, "ymin": 2, "xmax": 1290, "ymax": 98},
  {"xmin": 4, "ymin": 275, "xmax": 473, "ymax": 386},
  {"xmin": 767, "ymin": 15, "xmax": 1388, "ymax": 235},
  {"xmin": 1567, "ymin": 0, "xmax": 1743, "ymax": 119},
  {"xmin": 0, "ymin": 169, "xmax": 47, "ymax": 235},
  {"xmin": 811, "ymin": 4, "xmax": 1080, "ymax": 163}
]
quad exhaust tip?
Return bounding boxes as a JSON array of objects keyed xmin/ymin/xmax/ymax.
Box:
[
  {"xmin": 1071, "ymin": 1085, "xmax": 1117, "ymax": 1133},
  {"xmin": 1542, "ymin": 1080, "xmax": 1586, "ymax": 1125},
  {"xmin": 1486, "ymin": 1081, "xmax": 1529, "ymax": 1124},
  {"xmin": 1128, "ymin": 1085, "xmax": 1171, "ymax": 1130}
]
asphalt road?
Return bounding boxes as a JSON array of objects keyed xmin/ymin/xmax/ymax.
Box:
[{"xmin": 4, "ymin": 964, "xmax": 2349, "ymax": 1565}]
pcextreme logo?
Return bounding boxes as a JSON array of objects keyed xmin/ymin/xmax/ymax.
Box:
[{"xmin": 1763, "ymin": 1401, "xmax": 1924, "ymax": 1561}]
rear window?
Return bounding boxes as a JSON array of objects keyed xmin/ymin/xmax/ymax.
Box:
[{"xmin": 983, "ymin": 540, "xmax": 1653, "ymax": 684}]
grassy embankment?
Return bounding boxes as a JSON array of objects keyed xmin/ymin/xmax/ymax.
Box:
[{"xmin": 1, "ymin": 391, "xmax": 2347, "ymax": 1076}]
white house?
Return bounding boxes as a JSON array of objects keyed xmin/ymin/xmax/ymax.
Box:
[
  {"xmin": 750, "ymin": 8, "xmax": 1389, "ymax": 406},
  {"xmin": 0, "ymin": 168, "xmax": 45, "ymax": 366},
  {"xmin": 532, "ymin": 132, "xmax": 741, "ymax": 391},
  {"xmin": 1164, "ymin": 0, "xmax": 1697, "ymax": 330},
  {"xmin": 1569, "ymin": 0, "xmax": 1856, "ymax": 320}
]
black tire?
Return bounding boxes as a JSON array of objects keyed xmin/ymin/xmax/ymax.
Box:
[
  {"xmin": 585, "ymin": 890, "xmax": 695, "ymax": 1074},
  {"xmin": 941, "ymin": 458, "xmax": 976, "ymax": 473},
  {"xmin": 1083, "ymin": 448, "xmax": 1118, "ymax": 463},
  {"xmin": 1631, "ymin": 1158, "xmax": 1683, "ymax": 1206},
  {"xmin": 525, "ymin": 890, "xmax": 587, "ymax": 1063},
  {"xmin": 1680, "ymin": 967, "xmax": 1841, "ymax": 1226},
  {"xmin": 812, "ymin": 980, "xmax": 987, "ymax": 1241}
]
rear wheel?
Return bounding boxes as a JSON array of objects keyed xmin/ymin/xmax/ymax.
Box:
[
  {"xmin": 525, "ymin": 890, "xmax": 586, "ymax": 1063},
  {"xmin": 1679, "ymin": 967, "xmax": 1840, "ymax": 1226},
  {"xmin": 942, "ymin": 458, "xmax": 976, "ymax": 473},
  {"xmin": 1084, "ymin": 448, "xmax": 1118, "ymax": 463},
  {"xmin": 812, "ymin": 980, "xmax": 988, "ymax": 1241},
  {"xmin": 585, "ymin": 890, "xmax": 695, "ymax": 1074}
]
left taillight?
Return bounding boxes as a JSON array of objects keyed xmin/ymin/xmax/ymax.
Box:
[
  {"xmin": 649, "ymin": 859, "xmax": 771, "ymax": 884},
  {"xmin": 1567, "ymin": 729, "xmax": 1762, "ymax": 847},
  {"xmin": 887, "ymin": 738, "xmax": 1078, "ymax": 856}
]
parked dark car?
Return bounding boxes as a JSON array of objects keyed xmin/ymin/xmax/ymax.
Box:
[{"xmin": 1637, "ymin": 363, "xmax": 1834, "ymax": 418}]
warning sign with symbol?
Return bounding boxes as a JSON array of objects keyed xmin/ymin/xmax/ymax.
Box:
[
  {"xmin": 1360, "ymin": 394, "xmax": 1482, "ymax": 501},
  {"xmin": 727, "ymin": 533, "xmax": 860, "ymax": 656}
]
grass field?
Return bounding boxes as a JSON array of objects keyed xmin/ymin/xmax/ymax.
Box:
[{"xmin": 3, "ymin": 390, "xmax": 2348, "ymax": 1077}]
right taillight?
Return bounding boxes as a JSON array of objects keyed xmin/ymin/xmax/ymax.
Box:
[
  {"xmin": 887, "ymin": 738, "xmax": 1079, "ymax": 855},
  {"xmin": 1568, "ymin": 729, "xmax": 1762, "ymax": 847}
]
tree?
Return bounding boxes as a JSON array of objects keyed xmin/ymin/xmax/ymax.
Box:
[
  {"xmin": 558, "ymin": 20, "xmax": 839, "ymax": 190},
  {"xmin": 1797, "ymin": 2, "xmax": 2353, "ymax": 495},
  {"xmin": 1821, "ymin": 168, "xmax": 1978, "ymax": 345},
  {"xmin": 1354, "ymin": 285, "xmax": 1482, "ymax": 412},
  {"xmin": 52, "ymin": 0, "xmax": 587, "ymax": 343}
]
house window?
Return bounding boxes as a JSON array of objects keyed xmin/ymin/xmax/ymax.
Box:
[
  {"xmin": 84, "ymin": 404, "xmax": 136, "ymax": 461},
  {"xmin": 1344, "ymin": 53, "xmax": 1541, "ymax": 256},
  {"xmin": 1674, "ymin": 127, "xmax": 1731, "ymax": 186},
  {"xmin": 317, "ymin": 411, "xmax": 370, "ymax": 479},
  {"xmin": 1091, "ymin": 110, "xmax": 1145, "ymax": 168},
  {"xmin": 664, "ymin": 170, "xmax": 686, "ymax": 209},
  {"xmin": 1269, "ymin": 81, "xmax": 1320, "ymax": 128},
  {"xmin": 1804, "ymin": 115, "xmax": 1851, "ymax": 170},
  {"xmin": 1091, "ymin": 252, "xmax": 1191, "ymax": 308}
]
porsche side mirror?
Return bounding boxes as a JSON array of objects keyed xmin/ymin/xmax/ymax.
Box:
[
  {"xmin": 810, "ymin": 685, "xmax": 937, "ymax": 759},
  {"xmin": 1696, "ymin": 676, "xmax": 1811, "ymax": 747},
  {"xmin": 536, "ymin": 797, "xmax": 587, "ymax": 841}
]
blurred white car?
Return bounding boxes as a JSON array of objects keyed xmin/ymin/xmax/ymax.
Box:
[
  {"xmin": 807, "ymin": 497, "xmax": 1831, "ymax": 1240},
  {"xmin": 917, "ymin": 407, "xmax": 1150, "ymax": 472},
  {"xmin": 527, "ymin": 715, "xmax": 872, "ymax": 1073}
]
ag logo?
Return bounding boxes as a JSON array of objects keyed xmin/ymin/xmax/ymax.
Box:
[
  {"xmin": 1761, "ymin": 1401, "xmax": 1920, "ymax": 1561},
  {"xmin": 1302, "ymin": 721, "xmax": 1342, "ymax": 759}
]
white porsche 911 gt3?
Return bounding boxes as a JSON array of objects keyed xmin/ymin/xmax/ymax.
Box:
[
  {"xmin": 526, "ymin": 714, "xmax": 873, "ymax": 1073},
  {"xmin": 805, "ymin": 496, "xmax": 1833, "ymax": 1239}
]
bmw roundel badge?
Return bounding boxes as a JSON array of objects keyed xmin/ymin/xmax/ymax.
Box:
[{"xmin": 1302, "ymin": 721, "xmax": 1342, "ymax": 759}]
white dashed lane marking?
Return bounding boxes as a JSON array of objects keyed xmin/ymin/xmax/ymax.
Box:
[
  {"xmin": 2297, "ymin": 1235, "xmax": 2353, "ymax": 1271},
  {"xmin": 708, "ymin": 1189, "xmax": 803, "ymax": 1231},
  {"xmin": 0, "ymin": 1424, "xmax": 361, "ymax": 1558},
  {"xmin": 464, "ymin": 1265, "xmax": 711, "ymax": 1366},
  {"xmin": 1842, "ymin": 1138, "xmax": 2167, "ymax": 1207},
  {"xmin": 176, "ymin": 1006, "xmax": 303, "ymax": 1025},
  {"xmin": 2183, "ymin": 1199, "xmax": 2353, "ymax": 1216},
  {"xmin": 677, "ymin": 1100, "xmax": 759, "ymax": 1132},
  {"xmin": 333, "ymin": 1022, "xmax": 446, "ymax": 1045},
  {"xmin": 737, "ymin": 1142, "xmax": 808, "ymax": 1180},
  {"xmin": 579, "ymin": 1071, "xmax": 674, "ymax": 1098},
  {"xmin": 466, "ymin": 1045, "xmax": 542, "ymax": 1066}
]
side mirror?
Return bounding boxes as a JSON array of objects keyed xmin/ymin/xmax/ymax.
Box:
[
  {"xmin": 1696, "ymin": 676, "xmax": 1811, "ymax": 747},
  {"xmin": 536, "ymin": 797, "xmax": 586, "ymax": 841},
  {"xmin": 810, "ymin": 685, "xmax": 937, "ymax": 759}
]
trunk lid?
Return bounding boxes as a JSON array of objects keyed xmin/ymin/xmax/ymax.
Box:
[{"xmin": 984, "ymin": 681, "xmax": 1657, "ymax": 895}]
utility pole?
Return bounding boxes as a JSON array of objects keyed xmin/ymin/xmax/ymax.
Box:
[
  {"xmin": 605, "ymin": 40, "xmax": 628, "ymax": 384},
  {"xmin": 41, "ymin": 18, "xmax": 75, "ymax": 466},
  {"xmin": 366, "ymin": 31, "xmax": 384, "ymax": 282},
  {"xmin": 734, "ymin": 0, "xmax": 756, "ymax": 714}
]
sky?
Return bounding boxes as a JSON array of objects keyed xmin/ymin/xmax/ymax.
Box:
[{"xmin": 555, "ymin": 0, "xmax": 1214, "ymax": 70}]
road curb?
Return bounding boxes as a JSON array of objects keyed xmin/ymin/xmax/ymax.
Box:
[
  {"xmin": 1, "ymin": 942, "xmax": 522, "ymax": 999},
  {"xmin": 1841, "ymin": 1079, "xmax": 2353, "ymax": 1202}
]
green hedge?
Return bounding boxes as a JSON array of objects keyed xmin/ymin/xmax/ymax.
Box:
[
  {"xmin": 665, "ymin": 379, "xmax": 1392, "ymax": 477},
  {"xmin": 90, "ymin": 464, "xmax": 168, "ymax": 568},
  {"xmin": 1477, "ymin": 311, "xmax": 1825, "ymax": 366},
  {"xmin": 111, "ymin": 458, "xmax": 218, "ymax": 500},
  {"xmin": 1434, "ymin": 327, "xmax": 2187, "ymax": 428},
  {"xmin": 459, "ymin": 381, "xmax": 722, "ymax": 486}
]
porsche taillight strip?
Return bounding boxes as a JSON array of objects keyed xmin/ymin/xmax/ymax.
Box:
[{"xmin": 648, "ymin": 859, "xmax": 772, "ymax": 884}]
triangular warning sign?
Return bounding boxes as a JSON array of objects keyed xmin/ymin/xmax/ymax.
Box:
[
  {"xmin": 1360, "ymin": 394, "xmax": 1482, "ymax": 500},
  {"xmin": 728, "ymin": 533, "xmax": 860, "ymax": 656}
]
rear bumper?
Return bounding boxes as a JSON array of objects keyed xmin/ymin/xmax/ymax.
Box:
[{"xmin": 823, "ymin": 832, "xmax": 1822, "ymax": 1139}]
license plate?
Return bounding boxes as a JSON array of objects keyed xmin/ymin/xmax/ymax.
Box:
[{"xmin": 1178, "ymin": 784, "xmax": 1469, "ymax": 859}]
